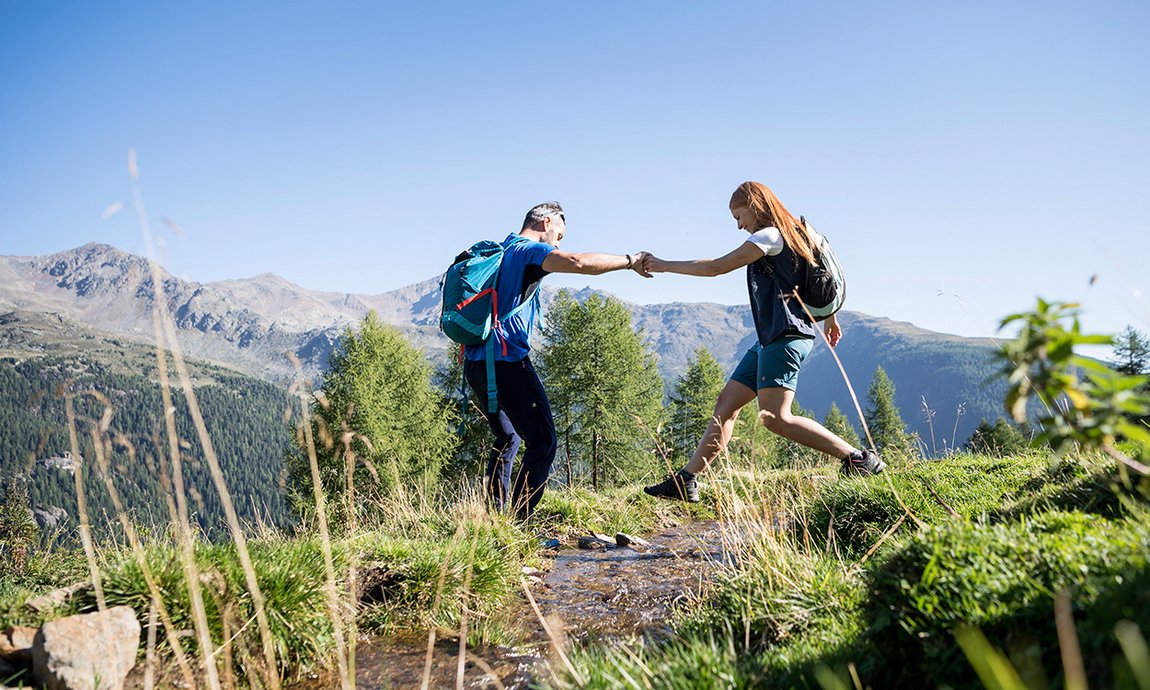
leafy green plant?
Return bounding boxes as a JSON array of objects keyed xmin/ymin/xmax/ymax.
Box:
[{"xmin": 999, "ymin": 299, "xmax": 1150, "ymax": 474}]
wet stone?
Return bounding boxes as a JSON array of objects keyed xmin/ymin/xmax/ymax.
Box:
[
  {"xmin": 576, "ymin": 535, "xmax": 612, "ymax": 550},
  {"xmin": 614, "ymin": 532, "xmax": 649, "ymax": 547}
]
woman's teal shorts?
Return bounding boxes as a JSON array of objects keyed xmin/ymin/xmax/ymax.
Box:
[{"xmin": 730, "ymin": 336, "xmax": 815, "ymax": 391}]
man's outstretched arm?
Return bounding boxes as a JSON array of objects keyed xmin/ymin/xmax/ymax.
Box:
[{"xmin": 542, "ymin": 250, "xmax": 652, "ymax": 277}]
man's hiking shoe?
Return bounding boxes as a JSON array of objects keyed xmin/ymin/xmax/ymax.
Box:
[
  {"xmin": 841, "ymin": 449, "xmax": 886, "ymax": 477},
  {"xmin": 643, "ymin": 471, "xmax": 700, "ymax": 503}
]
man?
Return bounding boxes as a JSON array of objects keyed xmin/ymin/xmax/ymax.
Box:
[{"xmin": 464, "ymin": 201, "xmax": 650, "ymax": 522}]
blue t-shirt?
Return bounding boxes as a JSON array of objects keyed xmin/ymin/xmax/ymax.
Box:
[{"xmin": 464, "ymin": 233, "xmax": 554, "ymax": 363}]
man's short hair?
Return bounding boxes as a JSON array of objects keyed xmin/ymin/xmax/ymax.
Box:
[{"xmin": 522, "ymin": 202, "xmax": 565, "ymax": 230}]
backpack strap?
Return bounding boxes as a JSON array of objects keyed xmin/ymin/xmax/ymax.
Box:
[
  {"xmin": 484, "ymin": 336, "xmax": 498, "ymax": 413},
  {"xmin": 489, "ymin": 234, "xmax": 539, "ymax": 358},
  {"xmin": 479, "ymin": 234, "xmax": 535, "ymax": 413}
]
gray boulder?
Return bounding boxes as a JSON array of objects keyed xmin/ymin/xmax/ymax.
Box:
[
  {"xmin": 32, "ymin": 606, "xmax": 140, "ymax": 690},
  {"xmin": 33, "ymin": 506, "xmax": 68, "ymax": 530}
]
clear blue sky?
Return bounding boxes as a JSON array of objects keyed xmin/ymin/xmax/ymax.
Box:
[{"xmin": 2, "ymin": 1, "xmax": 1147, "ymax": 342}]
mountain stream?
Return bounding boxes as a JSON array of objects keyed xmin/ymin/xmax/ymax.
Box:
[{"xmin": 299, "ymin": 519, "xmax": 743, "ymax": 689}]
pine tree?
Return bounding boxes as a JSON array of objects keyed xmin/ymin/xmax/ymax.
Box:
[
  {"xmin": 964, "ymin": 418, "xmax": 1028, "ymax": 456},
  {"xmin": 865, "ymin": 366, "xmax": 914, "ymax": 456},
  {"xmin": 539, "ymin": 291, "xmax": 665, "ymax": 489},
  {"xmin": 0, "ymin": 475, "xmax": 38, "ymax": 575},
  {"xmin": 669, "ymin": 347, "xmax": 726, "ymax": 462},
  {"xmin": 1111, "ymin": 325, "xmax": 1150, "ymax": 377},
  {"xmin": 432, "ymin": 347, "xmax": 491, "ymax": 486},
  {"xmin": 823, "ymin": 401, "xmax": 862, "ymax": 454},
  {"xmin": 288, "ymin": 311, "xmax": 456, "ymax": 522}
]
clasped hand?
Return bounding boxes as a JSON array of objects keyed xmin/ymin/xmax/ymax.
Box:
[{"xmin": 629, "ymin": 251, "xmax": 664, "ymax": 277}]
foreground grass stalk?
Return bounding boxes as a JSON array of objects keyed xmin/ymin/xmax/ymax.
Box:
[
  {"xmin": 465, "ymin": 652, "xmax": 506, "ymax": 690},
  {"xmin": 156, "ymin": 311, "xmax": 281, "ymax": 689},
  {"xmin": 521, "ymin": 578, "xmax": 582, "ymax": 687},
  {"xmin": 1114, "ymin": 621, "xmax": 1150, "ymax": 689},
  {"xmin": 87, "ymin": 417, "xmax": 197, "ymax": 688},
  {"xmin": 422, "ymin": 520, "xmax": 467, "ymax": 690},
  {"xmin": 955, "ymin": 624, "xmax": 1028, "ymax": 690},
  {"xmin": 64, "ymin": 392, "xmax": 105, "ymax": 612},
  {"xmin": 339, "ymin": 426, "xmax": 360, "ymax": 686},
  {"xmin": 1055, "ymin": 591, "xmax": 1088, "ymax": 690},
  {"xmin": 145, "ymin": 598, "xmax": 158, "ymax": 690},
  {"xmin": 456, "ymin": 530, "xmax": 480, "ymax": 690},
  {"xmin": 293, "ymin": 378, "xmax": 351, "ymax": 690},
  {"xmin": 137, "ymin": 157, "xmax": 221, "ymax": 690}
]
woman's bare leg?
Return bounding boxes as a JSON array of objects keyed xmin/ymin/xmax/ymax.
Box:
[
  {"xmin": 683, "ymin": 380, "xmax": 757, "ymax": 475},
  {"xmin": 756, "ymin": 387, "xmax": 855, "ymax": 458}
]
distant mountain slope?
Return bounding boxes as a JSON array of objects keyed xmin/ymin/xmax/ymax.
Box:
[
  {"xmin": 0, "ymin": 309, "xmax": 292, "ymax": 536},
  {"xmin": 798, "ymin": 313, "xmax": 1004, "ymax": 453},
  {"xmin": 0, "ymin": 243, "xmax": 1016, "ymax": 444},
  {"xmin": 0, "ymin": 243, "xmax": 444, "ymax": 381}
]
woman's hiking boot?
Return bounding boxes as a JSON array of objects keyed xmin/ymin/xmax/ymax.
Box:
[
  {"xmin": 643, "ymin": 470, "xmax": 700, "ymax": 503},
  {"xmin": 841, "ymin": 449, "xmax": 886, "ymax": 477}
]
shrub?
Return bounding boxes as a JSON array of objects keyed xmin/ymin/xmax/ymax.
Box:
[
  {"xmin": 86, "ymin": 538, "xmax": 342, "ymax": 682},
  {"xmin": 864, "ymin": 510, "xmax": 1150, "ymax": 688}
]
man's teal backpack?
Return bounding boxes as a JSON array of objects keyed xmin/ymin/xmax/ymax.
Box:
[{"xmin": 439, "ymin": 236, "xmax": 537, "ymax": 413}]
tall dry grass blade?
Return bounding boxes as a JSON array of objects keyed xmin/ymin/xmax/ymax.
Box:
[
  {"xmin": 858, "ymin": 515, "xmax": 905, "ymax": 565},
  {"xmin": 290, "ymin": 368, "xmax": 352, "ymax": 690},
  {"xmin": 1102, "ymin": 443, "xmax": 1150, "ymax": 476},
  {"xmin": 921, "ymin": 396, "xmax": 938, "ymax": 456},
  {"xmin": 422, "ymin": 519, "xmax": 467, "ymax": 690},
  {"xmin": 813, "ymin": 665, "xmax": 850, "ymax": 690},
  {"xmin": 86, "ymin": 416, "xmax": 197, "ymax": 688},
  {"xmin": 520, "ymin": 578, "xmax": 582, "ymax": 687},
  {"xmin": 950, "ymin": 402, "xmax": 966, "ymax": 453},
  {"xmin": 132, "ymin": 149, "xmax": 221, "ymax": 690},
  {"xmin": 63, "ymin": 392, "xmax": 105, "ymax": 611},
  {"xmin": 145, "ymin": 598, "xmax": 158, "ymax": 690},
  {"xmin": 954, "ymin": 624, "xmax": 1028, "ymax": 689},
  {"xmin": 1114, "ymin": 621, "xmax": 1150, "ymax": 690},
  {"xmin": 847, "ymin": 662, "xmax": 863, "ymax": 690},
  {"xmin": 154, "ymin": 317, "xmax": 282, "ymax": 689},
  {"xmin": 338, "ymin": 425, "xmax": 360, "ymax": 687},
  {"xmin": 1055, "ymin": 590, "xmax": 1088, "ymax": 690},
  {"xmin": 918, "ymin": 477, "xmax": 960, "ymax": 519},
  {"xmin": 132, "ymin": 149, "xmax": 296, "ymax": 687},
  {"xmin": 456, "ymin": 530, "xmax": 480, "ymax": 690},
  {"xmin": 464, "ymin": 652, "xmax": 506, "ymax": 690}
]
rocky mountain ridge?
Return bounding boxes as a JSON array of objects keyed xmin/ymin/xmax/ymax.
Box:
[{"xmin": 1, "ymin": 243, "xmax": 1008, "ymax": 443}]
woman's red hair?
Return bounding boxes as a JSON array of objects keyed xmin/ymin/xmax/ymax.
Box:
[{"xmin": 730, "ymin": 181, "xmax": 817, "ymax": 266}]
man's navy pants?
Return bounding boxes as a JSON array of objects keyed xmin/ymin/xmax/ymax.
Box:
[{"xmin": 464, "ymin": 356, "xmax": 558, "ymax": 521}]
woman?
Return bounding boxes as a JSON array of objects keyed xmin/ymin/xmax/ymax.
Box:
[{"xmin": 642, "ymin": 181, "xmax": 884, "ymax": 503}]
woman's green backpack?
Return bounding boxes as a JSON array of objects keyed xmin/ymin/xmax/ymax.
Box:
[{"xmin": 798, "ymin": 217, "xmax": 846, "ymax": 321}]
